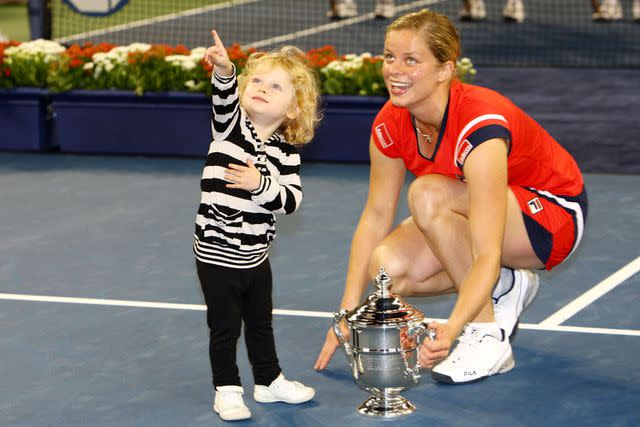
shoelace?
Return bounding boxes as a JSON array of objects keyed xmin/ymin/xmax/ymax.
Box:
[{"xmin": 447, "ymin": 326, "xmax": 482, "ymax": 363}]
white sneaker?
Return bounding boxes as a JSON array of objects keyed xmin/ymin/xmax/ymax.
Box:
[
  {"xmin": 459, "ymin": 0, "xmax": 487, "ymax": 21},
  {"xmin": 254, "ymin": 373, "xmax": 315, "ymax": 404},
  {"xmin": 327, "ymin": 0, "xmax": 358, "ymax": 19},
  {"xmin": 213, "ymin": 385, "xmax": 251, "ymax": 421},
  {"xmin": 493, "ymin": 268, "xmax": 539, "ymax": 340},
  {"xmin": 592, "ymin": 0, "xmax": 623, "ymax": 21},
  {"xmin": 374, "ymin": 0, "xmax": 395, "ymax": 19},
  {"xmin": 431, "ymin": 322, "xmax": 514, "ymax": 384},
  {"xmin": 503, "ymin": 0, "xmax": 525, "ymax": 23}
]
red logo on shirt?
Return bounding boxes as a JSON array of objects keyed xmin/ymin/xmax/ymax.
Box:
[
  {"xmin": 456, "ymin": 139, "xmax": 473, "ymax": 165},
  {"xmin": 375, "ymin": 123, "xmax": 394, "ymax": 148}
]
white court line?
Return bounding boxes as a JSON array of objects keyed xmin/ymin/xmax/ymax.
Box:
[
  {"xmin": 539, "ymin": 256, "xmax": 640, "ymax": 327},
  {"xmin": 1, "ymin": 292, "xmax": 638, "ymax": 337},
  {"xmin": 54, "ymin": 0, "xmax": 260, "ymax": 44},
  {"xmin": 244, "ymin": 0, "xmax": 441, "ymax": 49},
  {"xmin": 0, "ymin": 293, "xmax": 329, "ymax": 318}
]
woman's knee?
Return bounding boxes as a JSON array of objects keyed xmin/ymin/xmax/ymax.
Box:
[
  {"xmin": 408, "ymin": 175, "xmax": 462, "ymax": 229},
  {"xmin": 369, "ymin": 245, "xmax": 412, "ymax": 295}
]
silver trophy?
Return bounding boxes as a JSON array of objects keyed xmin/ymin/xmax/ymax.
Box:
[{"xmin": 333, "ymin": 267, "xmax": 433, "ymax": 417}]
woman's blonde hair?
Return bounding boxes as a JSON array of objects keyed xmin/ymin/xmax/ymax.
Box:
[
  {"xmin": 238, "ymin": 46, "xmax": 321, "ymax": 146},
  {"xmin": 386, "ymin": 9, "xmax": 460, "ymax": 66}
]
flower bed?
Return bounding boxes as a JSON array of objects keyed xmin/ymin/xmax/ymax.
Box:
[
  {"xmin": 1, "ymin": 39, "xmax": 476, "ymax": 96},
  {"xmin": 0, "ymin": 40, "xmax": 476, "ymax": 159}
]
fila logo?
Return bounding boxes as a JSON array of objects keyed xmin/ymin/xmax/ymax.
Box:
[
  {"xmin": 528, "ymin": 197, "xmax": 544, "ymax": 214},
  {"xmin": 456, "ymin": 139, "xmax": 473, "ymax": 165},
  {"xmin": 375, "ymin": 123, "xmax": 394, "ymax": 148}
]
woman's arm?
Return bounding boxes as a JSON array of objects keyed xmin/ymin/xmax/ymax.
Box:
[
  {"xmin": 446, "ymin": 138, "xmax": 509, "ymax": 339},
  {"xmin": 314, "ymin": 138, "xmax": 406, "ymax": 370},
  {"xmin": 339, "ymin": 138, "xmax": 407, "ymax": 310}
]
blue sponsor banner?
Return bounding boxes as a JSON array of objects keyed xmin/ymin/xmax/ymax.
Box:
[{"xmin": 63, "ymin": 0, "xmax": 129, "ymax": 17}]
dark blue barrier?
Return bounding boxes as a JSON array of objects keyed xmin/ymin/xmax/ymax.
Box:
[
  {"xmin": 301, "ymin": 95, "xmax": 387, "ymax": 163},
  {"xmin": 50, "ymin": 90, "xmax": 212, "ymax": 156},
  {"xmin": 0, "ymin": 89, "xmax": 385, "ymax": 161},
  {"xmin": 49, "ymin": 90, "xmax": 385, "ymax": 162},
  {"xmin": 0, "ymin": 88, "xmax": 54, "ymax": 152}
]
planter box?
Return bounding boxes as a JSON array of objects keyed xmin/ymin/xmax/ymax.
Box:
[
  {"xmin": 50, "ymin": 90, "xmax": 387, "ymax": 162},
  {"xmin": 51, "ymin": 90, "xmax": 212, "ymax": 156},
  {"xmin": 301, "ymin": 95, "xmax": 387, "ymax": 163},
  {"xmin": 0, "ymin": 88, "xmax": 54, "ymax": 152}
]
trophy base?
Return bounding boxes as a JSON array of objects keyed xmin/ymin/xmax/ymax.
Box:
[{"xmin": 356, "ymin": 394, "xmax": 416, "ymax": 417}]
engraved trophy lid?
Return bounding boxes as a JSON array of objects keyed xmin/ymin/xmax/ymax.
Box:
[{"xmin": 346, "ymin": 267, "xmax": 424, "ymax": 327}]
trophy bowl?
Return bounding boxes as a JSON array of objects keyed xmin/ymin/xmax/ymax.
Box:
[{"xmin": 333, "ymin": 267, "xmax": 433, "ymax": 417}]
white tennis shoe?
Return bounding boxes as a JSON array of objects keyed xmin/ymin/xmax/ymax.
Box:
[
  {"xmin": 593, "ymin": 0, "xmax": 623, "ymax": 21},
  {"xmin": 213, "ymin": 385, "xmax": 251, "ymax": 421},
  {"xmin": 254, "ymin": 373, "xmax": 315, "ymax": 404},
  {"xmin": 493, "ymin": 267, "xmax": 540, "ymax": 340},
  {"xmin": 374, "ymin": 0, "xmax": 395, "ymax": 19},
  {"xmin": 327, "ymin": 0, "xmax": 358, "ymax": 19},
  {"xmin": 503, "ymin": 0, "xmax": 525, "ymax": 23},
  {"xmin": 459, "ymin": 0, "xmax": 487, "ymax": 21},
  {"xmin": 431, "ymin": 322, "xmax": 514, "ymax": 384}
]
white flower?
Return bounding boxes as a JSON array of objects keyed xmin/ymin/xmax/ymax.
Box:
[
  {"xmin": 4, "ymin": 39, "xmax": 65, "ymax": 64},
  {"xmin": 190, "ymin": 47, "xmax": 206, "ymax": 57}
]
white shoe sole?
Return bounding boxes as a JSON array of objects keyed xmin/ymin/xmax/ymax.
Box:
[
  {"xmin": 254, "ymin": 390, "xmax": 315, "ymax": 404},
  {"xmin": 213, "ymin": 404, "xmax": 251, "ymax": 421}
]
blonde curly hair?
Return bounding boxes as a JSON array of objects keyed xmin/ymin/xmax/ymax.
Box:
[{"xmin": 238, "ymin": 46, "xmax": 322, "ymax": 146}]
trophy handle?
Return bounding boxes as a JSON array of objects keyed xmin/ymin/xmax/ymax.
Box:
[
  {"xmin": 332, "ymin": 310, "xmax": 353, "ymax": 357},
  {"xmin": 405, "ymin": 320, "xmax": 436, "ymax": 382}
]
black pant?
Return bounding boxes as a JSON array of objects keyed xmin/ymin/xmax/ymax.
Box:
[{"xmin": 196, "ymin": 258, "xmax": 281, "ymax": 388}]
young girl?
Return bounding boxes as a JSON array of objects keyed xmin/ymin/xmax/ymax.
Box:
[{"xmin": 194, "ymin": 30, "xmax": 321, "ymax": 421}]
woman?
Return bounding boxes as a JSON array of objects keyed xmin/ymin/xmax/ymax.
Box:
[{"xmin": 314, "ymin": 9, "xmax": 587, "ymax": 384}]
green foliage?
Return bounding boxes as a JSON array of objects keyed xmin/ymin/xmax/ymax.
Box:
[{"xmin": 1, "ymin": 40, "xmax": 477, "ymax": 97}]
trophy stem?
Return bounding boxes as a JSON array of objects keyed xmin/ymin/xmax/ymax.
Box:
[{"xmin": 356, "ymin": 389, "xmax": 416, "ymax": 417}]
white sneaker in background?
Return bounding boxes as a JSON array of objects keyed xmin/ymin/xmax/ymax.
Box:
[
  {"xmin": 327, "ymin": 0, "xmax": 358, "ymax": 19},
  {"xmin": 213, "ymin": 385, "xmax": 251, "ymax": 421},
  {"xmin": 503, "ymin": 0, "xmax": 525, "ymax": 23},
  {"xmin": 459, "ymin": 0, "xmax": 487, "ymax": 21},
  {"xmin": 593, "ymin": 0, "xmax": 623, "ymax": 21},
  {"xmin": 254, "ymin": 373, "xmax": 315, "ymax": 404},
  {"xmin": 493, "ymin": 268, "xmax": 540, "ymax": 340},
  {"xmin": 374, "ymin": 0, "xmax": 395, "ymax": 19},
  {"xmin": 470, "ymin": 0, "xmax": 487, "ymax": 20},
  {"xmin": 431, "ymin": 322, "xmax": 514, "ymax": 384}
]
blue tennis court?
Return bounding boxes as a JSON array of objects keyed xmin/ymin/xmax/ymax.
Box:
[{"xmin": 1, "ymin": 153, "xmax": 638, "ymax": 426}]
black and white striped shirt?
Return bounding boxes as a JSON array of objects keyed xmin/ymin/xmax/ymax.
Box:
[{"xmin": 193, "ymin": 69, "xmax": 303, "ymax": 268}]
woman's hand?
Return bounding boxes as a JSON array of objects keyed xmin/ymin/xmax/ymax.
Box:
[
  {"xmin": 314, "ymin": 322, "xmax": 349, "ymax": 371},
  {"xmin": 224, "ymin": 159, "xmax": 262, "ymax": 192},
  {"xmin": 418, "ymin": 321, "xmax": 454, "ymax": 369},
  {"xmin": 204, "ymin": 29, "xmax": 233, "ymax": 76}
]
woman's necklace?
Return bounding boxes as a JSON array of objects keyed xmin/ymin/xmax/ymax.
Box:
[{"xmin": 415, "ymin": 124, "xmax": 439, "ymax": 144}]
